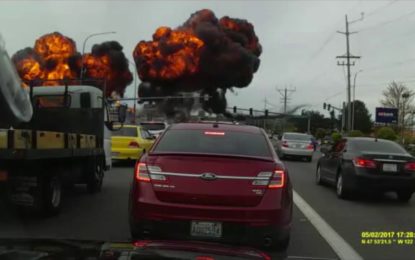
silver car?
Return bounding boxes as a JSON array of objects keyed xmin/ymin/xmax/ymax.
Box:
[{"xmin": 276, "ymin": 132, "xmax": 314, "ymax": 162}]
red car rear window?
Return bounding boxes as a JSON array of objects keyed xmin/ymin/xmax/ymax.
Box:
[{"xmin": 153, "ymin": 129, "xmax": 272, "ymax": 158}]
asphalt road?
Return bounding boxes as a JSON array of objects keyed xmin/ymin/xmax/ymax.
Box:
[
  {"xmin": 285, "ymin": 152, "xmax": 415, "ymax": 260},
  {"xmin": 2, "ymin": 154, "xmax": 414, "ymax": 259}
]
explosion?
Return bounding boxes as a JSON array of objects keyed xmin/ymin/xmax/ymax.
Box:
[
  {"xmin": 133, "ymin": 9, "xmax": 262, "ymax": 115},
  {"xmin": 12, "ymin": 32, "xmax": 132, "ymax": 96}
]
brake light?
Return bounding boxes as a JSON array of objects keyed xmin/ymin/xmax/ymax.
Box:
[
  {"xmin": 252, "ymin": 168, "xmax": 285, "ymax": 188},
  {"xmin": 204, "ymin": 131, "xmax": 225, "ymax": 136},
  {"xmin": 133, "ymin": 240, "xmax": 151, "ymax": 248},
  {"xmin": 268, "ymin": 169, "xmax": 285, "ymax": 188},
  {"xmin": 306, "ymin": 143, "xmax": 314, "ymax": 150},
  {"xmin": 129, "ymin": 141, "xmax": 140, "ymax": 148},
  {"xmin": 195, "ymin": 256, "xmax": 215, "ymax": 260},
  {"xmin": 135, "ymin": 163, "xmax": 150, "ymax": 182},
  {"xmin": 282, "ymin": 141, "xmax": 289, "ymax": 148},
  {"xmin": 405, "ymin": 162, "xmax": 415, "ymax": 171},
  {"xmin": 353, "ymin": 157, "xmax": 377, "ymax": 168}
]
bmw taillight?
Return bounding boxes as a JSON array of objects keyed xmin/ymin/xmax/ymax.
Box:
[
  {"xmin": 129, "ymin": 141, "xmax": 140, "ymax": 148},
  {"xmin": 135, "ymin": 163, "xmax": 166, "ymax": 182},
  {"xmin": 353, "ymin": 157, "xmax": 377, "ymax": 168},
  {"xmin": 405, "ymin": 162, "xmax": 415, "ymax": 171},
  {"xmin": 253, "ymin": 167, "xmax": 285, "ymax": 189}
]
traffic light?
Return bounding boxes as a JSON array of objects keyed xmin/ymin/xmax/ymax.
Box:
[
  {"xmin": 328, "ymin": 104, "xmax": 331, "ymax": 110},
  {"xmin": 265, "ymin": 109, "xmax": 268, "ymax": 117},
  {"xmin": 330, "ymin": 110, "xmax": 335, "ymax": 119},
  {"xmin": 323, "ymin": 103, "xmax": 326, "ymax": 109},
  {"xmin": 249, "ymin": 108, "xmax": 253, "ymax": 116},
  {"xmin": 233, "ymin": 106, "xmax": 237, "ymax": 113}
]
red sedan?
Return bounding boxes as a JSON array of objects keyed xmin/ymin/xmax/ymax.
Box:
[{"xmin": 129, "ymin": 122, "xmax": 293, "ymax": 251}]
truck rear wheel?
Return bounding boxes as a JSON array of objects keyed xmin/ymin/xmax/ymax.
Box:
[
  {"xmin": 87, "ymin": 157, "xmax": 104, "ymax": 194},
  {"xmin": 41, "ymin": 174, "xmax": 62, "ymax": 216}
]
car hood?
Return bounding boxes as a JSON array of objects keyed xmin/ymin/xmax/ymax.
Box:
[{"xmin": 0, "ymin": 238, "xmax": 271, "ymax": 259}]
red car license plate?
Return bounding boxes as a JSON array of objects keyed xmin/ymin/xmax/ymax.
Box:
[{"xmin": 191, "ymin": 221, "xmax": 222, "ymax": 238}]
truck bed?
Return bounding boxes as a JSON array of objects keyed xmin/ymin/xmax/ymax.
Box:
[{"xmin": 0, "ymin": 128, "xmax": 103, "ymax": 160}]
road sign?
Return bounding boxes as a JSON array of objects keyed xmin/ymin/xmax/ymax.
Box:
[{"xmin": 375, "ymin": 107, "xmax": 398, "ymax": 124}]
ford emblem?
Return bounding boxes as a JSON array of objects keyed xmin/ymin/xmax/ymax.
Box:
[{"xmin": 200, "ymin": 172, "xmax": 217, "ymax": 181}]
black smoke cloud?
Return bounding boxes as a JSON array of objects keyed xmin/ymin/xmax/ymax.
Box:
[{"xmin": 134, "ymin": 9, "xmax": 262, "ymax": 116}]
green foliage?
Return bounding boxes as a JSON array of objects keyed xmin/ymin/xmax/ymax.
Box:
[
  {"xmin": 331, "ymin": 132, "xmax": 342, "ymax": 143},
  {"xmin": 376, "ymin": 127, "xmax": 397, "ymax": 141},
  {"xmin": 349, "ymin": 130, "xmax": 364, "ymax": 137},
  {"xmin": 315, "ymin": 128, "xmax": 327, "ymax": 139}
]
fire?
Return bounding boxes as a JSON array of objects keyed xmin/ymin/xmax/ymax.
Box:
[
  {"xmin": 83, "ymin": 54, "xmax": 111, "ymax": 80},
  {"xmin": 133, "ymin": 26, "xmax": 204, "ymax": 81},
  {"xmin": 15, "ymin": 57, "xmax": 42, "ymax": 83},
  {"xmin": 34, "ymin": 32, "xmax": 76, "ymax": 61},
  {"xmin": 12, "ymin": 32, "xmax": 132, "ymax": 96}
]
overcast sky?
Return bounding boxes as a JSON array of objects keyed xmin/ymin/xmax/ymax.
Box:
[{"xmin": 1, "ymin": 0, "xmax": 414, "ymax": 117}]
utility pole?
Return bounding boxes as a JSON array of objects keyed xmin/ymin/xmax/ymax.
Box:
[
  {"xmin": 336, "ymin": 14, "xmax": 363, "ymax": 133},
  {"xmin": 276, "ymin": 86, "xmax": 295, "ymax": 133},
  {"xmin": 277, "ymin": 86, "xmax": 296, "ymax": 113}
]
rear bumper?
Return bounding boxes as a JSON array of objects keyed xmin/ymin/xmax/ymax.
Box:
[
  {"xmin": 347, "ymin": 170, "xmax": 415, "ymax": 192},
  {"xmin": 130, "ymin": 182, "xmax": 293, "ymax": 228},
  {"xmin": 131, "ymin": 199, "xmax": 291, "ymax": 226},
  {"xmin": 111, "ymin": 148, "xmax": 143, "ymax": 160},
  {"xmin": 281, "ymin": 147, "xmax": 313, "ymax": 157},
  {"xmin": 130, "ymin": 218, "xmax": 290, "ymax": 246}
]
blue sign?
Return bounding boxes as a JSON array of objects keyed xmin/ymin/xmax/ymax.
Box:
[{"xmin": 375, "ymin": 107, "xmax": 398, "ymax": 124}]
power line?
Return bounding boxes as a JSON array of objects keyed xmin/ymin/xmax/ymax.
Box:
[
  {"xmin": 358, "ymin": 9, "xmax": 415, "ymax": 32},
  {"xmin": 361, "ymin": 58, "xmax": 415, "ymax": 71},
  {"xmin": 324, "ymin": 90, "xmax": 346, "ymax": 101},
  {"xmin": 363, "ymin": 0, "xmax": 399, "ymax": 19}
]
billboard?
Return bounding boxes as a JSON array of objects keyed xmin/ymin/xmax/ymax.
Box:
[{"xmin": 375, "ymin": 107, "xmax": 398, "ymax": 124}]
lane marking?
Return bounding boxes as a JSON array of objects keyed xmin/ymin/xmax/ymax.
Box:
[
  {"xmin": 293, "ymin": 190, "xmax": 363, "ymax": 260},
  {"xmin": 288, "ymin": 256, "xmax": 337, "ymax": 260}
]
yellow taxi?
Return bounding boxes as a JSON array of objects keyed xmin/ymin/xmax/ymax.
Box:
[{"xmin": 111, "ymin": 125, "xmax": 155, "ymax": 161}]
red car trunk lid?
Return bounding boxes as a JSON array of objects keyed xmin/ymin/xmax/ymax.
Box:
[{"xmin": 146, "ymin": 154, "xmax": 276, "ymax": 207}]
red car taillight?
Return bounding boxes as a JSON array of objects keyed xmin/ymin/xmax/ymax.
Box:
[
  {"xmin": 268, "ymin": 169, "xmax": 285, "ymax": 188},
  {"xmin": 353, "ymin": 157, "xmax": 377, "ymax": 168},
  {"xmin": 135, "ymin": 163, "xmax": 166, "ymax": 182},
  {"xmin": 253, "ymin": 167, "xmax": 285, "ymax": 189},
  {"xmin": 282, "ymin": 141, "xmax": 289, "ymax": 148},
  {"xmin": 306, "ymin": 143, "xmax": 314, "ymax": 150},
  {"xmin": 405, "ymin": 162, "xmax": 415, "ymax": 171},
  {"xmin": 135, "ymin": 163, "xmax": 150, "ymax": 182},
  {"xmin": 129, "ymin": 141, "xmax": 140, "ymax": 148}
]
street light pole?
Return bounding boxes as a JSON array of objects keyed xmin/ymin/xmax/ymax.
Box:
[
  {"xmin": 80, "ymin": 31, "xmax": 116, "ymax": 79},
  {"xmin": 402, "ymin": 92, "xmax": 410, "ymax": 143},
  {"xmin": 352, "ymin": 69, "xmax": 363, "ymax": 131},
  {"xmin": 128, "ymin": 60, "xmax": 138, "ymax": 124}
]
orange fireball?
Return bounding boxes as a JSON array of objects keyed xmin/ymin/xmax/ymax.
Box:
[{"xmin": 133, "ymin": 26, "xmax": 204, "ymax": 81}]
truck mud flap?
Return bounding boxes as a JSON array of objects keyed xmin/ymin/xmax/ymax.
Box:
[{"xmin": 8, "ymin": 175, "xmax": 38, "ymax": 207}]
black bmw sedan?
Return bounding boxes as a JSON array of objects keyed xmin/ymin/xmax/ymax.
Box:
[{"xmin": 316, "ymin": 137, "xmax": 415, "ymax": 202}]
